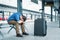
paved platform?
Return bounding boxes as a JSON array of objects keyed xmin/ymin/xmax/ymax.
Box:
[{"xmin": 0, "ymin": 21, "xmax": 60, "ymax": 40}]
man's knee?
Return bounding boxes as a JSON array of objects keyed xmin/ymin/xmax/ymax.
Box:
[{"xmin": 20, "ymin": 23, "xmax": 24, "ymax": 25}]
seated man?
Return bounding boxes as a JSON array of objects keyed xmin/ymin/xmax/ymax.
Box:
[{"xmin": 7, "ymin": 12, "xmax": 28, "ymax": 37}]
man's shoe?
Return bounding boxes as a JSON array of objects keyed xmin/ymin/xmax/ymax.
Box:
[
  {"xmin": 23, "ymin": 32, "xmax": 29, "ymax": 35},
  {"xmin": 16, "ymin": 34, "xmax": 23, "ymax": 37}
]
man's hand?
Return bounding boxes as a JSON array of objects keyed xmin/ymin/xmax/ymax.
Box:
[{"xmin": 17, "ymin": 20, "xmax": 23, "ymax": 23}]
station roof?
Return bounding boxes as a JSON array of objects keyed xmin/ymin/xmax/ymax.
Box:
[
  {"xmin": 40, "ymin": 0, "xmax": 59, "ymax": 6},
  {"xmin": 0, "ymin": 4, "xmax": 17, "ymax": 9}
]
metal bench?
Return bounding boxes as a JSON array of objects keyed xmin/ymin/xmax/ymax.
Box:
[
  {"xmin": 8, "ymin": 24, "xmax": 16, "ymax": 33},
  {"xmin": 0, "ymin": 21, "xmax": 16, "ymax": 34}
]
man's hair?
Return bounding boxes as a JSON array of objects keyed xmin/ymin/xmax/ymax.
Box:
[{"xmin": 22, "ymin": 15, "xmax": 26, "ymax": 21}]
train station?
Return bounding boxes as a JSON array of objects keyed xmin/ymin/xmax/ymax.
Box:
[{"xmin": 0, "ymin": 0, "xmax": 60, "ymax": 40}]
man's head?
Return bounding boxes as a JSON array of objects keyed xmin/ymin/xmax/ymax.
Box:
[{"xmin": 22, "ymin": 15, "xmax": 26, "ymax": 21}]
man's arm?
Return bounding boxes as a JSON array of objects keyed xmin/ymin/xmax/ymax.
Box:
[{"xmin": 20, "ymin": 16, "xmax": 24, "ymax": 21}]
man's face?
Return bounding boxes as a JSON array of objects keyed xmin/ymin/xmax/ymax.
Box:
[{"xmin": 23, "ymin": 16, "xmax": 26, "ymax": 21}]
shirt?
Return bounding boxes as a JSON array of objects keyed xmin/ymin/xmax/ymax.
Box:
[{"xmin": 8, "ymin": 12, "xmax": 22, "ymax": 22}]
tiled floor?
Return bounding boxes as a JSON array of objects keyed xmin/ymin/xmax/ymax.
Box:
[{"xmin": 0, "ymin": 21, "xmax": 60, "ymax": 40}]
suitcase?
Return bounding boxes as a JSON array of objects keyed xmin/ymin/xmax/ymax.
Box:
[{"xmin": 34, "ymin": 18, "xmax": 47, "ymax": 36}]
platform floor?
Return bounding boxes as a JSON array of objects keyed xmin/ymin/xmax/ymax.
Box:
[{"xmin": 0, "ymin": 21, "xmax": 60, "ymax": 40}]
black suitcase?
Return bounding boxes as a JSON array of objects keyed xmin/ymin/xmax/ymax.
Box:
[{"xmin": 34, "ymin": 18, "xmax": 47, "ymax": 36}]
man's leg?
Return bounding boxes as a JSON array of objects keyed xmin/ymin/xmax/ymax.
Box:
[
  {"xmin": 18, "ymin": 20, "xmax": 25, "ymax": 33},
  {"xmin": 8, "ymin": 21, "xmax": 23, "ymax": 37},
  {"xmin": 21, "ymin": 23, "xmax": 25, "ymax": 33},
  {"xmin": 21, "ymin": 23, "xmax": 29, "ymax": 35},
  {"xmin": 18, "ymin": 20, "xmax": 29, "ymax": 35}
]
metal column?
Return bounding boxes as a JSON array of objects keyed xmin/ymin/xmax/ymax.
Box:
[
  {"xmin": 31, "ymin": 14, "xmax": 32, "ymax": 19},
  {"xmin": 2, "ymin": 11, "xmax": 4, "ymax": 21},
  {"xmin": 42, "ymin": 0, "xmax": 45, "ymax": 34},
  {"xmin": 42, "ymin": 0, "xmax": 45, "ymax": 22},
  {"xmin": 42, "ymin": 0, "xmax": 45, "ymax": 19},
  {"xmin": 58, "ymin": 9, "xmax": 60, "ymax": 28},
  {"xmin": 55, "ymin": 11, "xmax": 57, "ymax": 21},
  {"xmin": 51, "ymin": 6, "xmax": 53, "ymax": 21},
  {"xmin": 58, "ymin": 0, "xmax": 60, "ymax": 28},
  {"xmin": 9, "ymin": 12, "xmax": 11, "ymax": 16},
  {"xmin": 17, "ymin": 0, "xmax": 22, "ymax": 14}
]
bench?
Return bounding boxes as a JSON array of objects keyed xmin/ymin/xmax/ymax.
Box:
[
  {"xmin": 0, "ymin": 21, "xmax": 16, "ymax": 34},
  {"xmin": 0, "ymin": 21, "xmax": 8, "ymax": 37}
]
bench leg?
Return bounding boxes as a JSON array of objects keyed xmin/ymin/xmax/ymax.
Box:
[
  {"xmin": 8, "ymin": 26, "xmax": 16, "ymax": 33},
  {"xmin": 8, "ymin": 27, "xmax": 13, "ymax": 33},
  {"xmin": 0, "ymin": 31, "xmax": 4, "ymax": 37}
]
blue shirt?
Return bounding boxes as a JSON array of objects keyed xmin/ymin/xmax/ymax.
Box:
[{"xmin": 8, "ymin": 12, "xmax": 22, "ymax": 22}]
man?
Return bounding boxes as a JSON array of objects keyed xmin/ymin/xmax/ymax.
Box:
[{"xmin": 7, "ymin": 12, "xmax": 28, "ymax": 37}]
